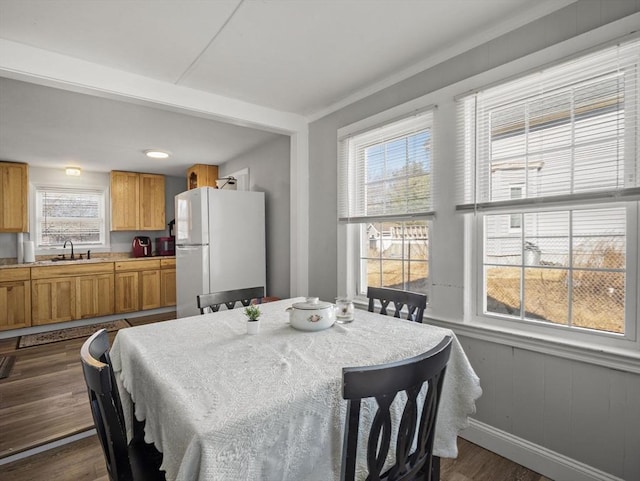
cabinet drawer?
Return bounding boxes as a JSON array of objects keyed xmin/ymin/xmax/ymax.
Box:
[
  {"xmin": 160, "ymin": 258, "xmax": 176, "ymax": 269},
  {"xmin": 0, "ymin": 267, "xmax": 30, "ymax": 282},
  {"xmin": 115, "ymin": 259, "xmax": 162, "ymax": 271}
]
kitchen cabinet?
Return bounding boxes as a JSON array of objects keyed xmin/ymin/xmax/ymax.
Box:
[
  {"xmin": 160, "ymin": 258, "xmax": 176, "ymax": 307},
  {"xmin": 77, "ymin": 273, "xmax": 115, "ymax": 319},
  {"xmin": 0, "ymin": 268, "xmax": 31, "ymax": 331},
  {"xmin": 115, "ymin": 271, "xmax": 139, "ymax": 313},
  {"xmin": 0, "ymin": 161, "xmax": 28, "ymax": 232},
  {"xmin": 186, "ymin": 164, "xmax": 218, "ymax": 190},
  {"xmin": 110, "ymin": 171, "xmax": 165, "ymax": 231},
  {"xmin": 0, "ymin": 256, "xmax": 175, "ymax": 330},
  {"xmin": 32, "ymin": 277, "xmax": 76, "ymax": 325},
  {"xmin": 140, "ymin": 269, "xmax": 161, "ymax": 310},
  {"xmin": 139, "ymin": 174, "xmax": 166, "ymax": 230},
  {"xmin": 31, "ymin": 263, "xmax": 114, "ymax": 326},
  {"xmin": 115, "ymin": 259, "xmax": 162, "ymax": 313}
]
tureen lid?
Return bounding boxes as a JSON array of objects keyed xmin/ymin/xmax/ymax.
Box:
[{"xmin": 292, "ymin": 297, "xmax": 333, "ymax": 310}]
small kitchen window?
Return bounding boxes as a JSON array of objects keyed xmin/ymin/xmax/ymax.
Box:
[{"xmin": 34, "ymin": 185, "xmax": 108, "ymax": 249}]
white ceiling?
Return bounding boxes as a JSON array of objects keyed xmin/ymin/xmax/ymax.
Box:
[{"xmin": 0, "ymin": 0, "xmax": 573, "ymax": 177}]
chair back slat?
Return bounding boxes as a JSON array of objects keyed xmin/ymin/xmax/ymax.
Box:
[
  {"xmin": 341, "ymin": 336, "xmax": 452, "ymax": 481},
  {"xmin": 367, "ymin": 287, "xmax": 427, "ymax": 322},
  {"xmin": 197, "ymin": 286, "xmax": 265, "ymax": 314}
]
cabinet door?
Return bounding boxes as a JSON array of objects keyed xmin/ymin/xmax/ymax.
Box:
[
  {"xmin": 140, "ymin": 269, "xmax": 161, "ymax": 310},
  {"xmin": 0, "ymin": 162, "xmax": 28, "ymax": 232},
  {"xmin": 77, "ymin": 274, "xmax": 115, "ymax": 319},
  {"xmin": 139, "ymin": 174, "xmax": 165, "ymax": 230},
  {"xmin": 186, "ymin": 164, "xmax": 218, "ymax": 190},
  {"xmin": 110, "ymin": 171, "xmax": 140, "ymax": 231},
  {"xmin": 0, "ymin": 280, "xmax": 31, "ymax": 330},
  {"xmin": 115, "ymin": 271, "xmax": 139, "ymax": 313},
  {"xmin": 160, "ymin": 268, "xmax": 176, "ymax": 307},
  {"xmin": 32, "ymin": 278, "xmax": 76, "ymax": 325}
]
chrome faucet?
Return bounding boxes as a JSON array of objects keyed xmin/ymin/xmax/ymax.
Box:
[{"xmin": 63, "ymin": 240, "xmax": 75, "ymax": 260}]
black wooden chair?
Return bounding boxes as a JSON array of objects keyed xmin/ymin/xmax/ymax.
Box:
[
  {"xmin": 197, "ymin": 286, "xmax": 265, "ymax": 314},
  {"xmin": 340, "ymin": 336, "xmax": 452, "ymax": 481},
  {"xmin": 367, "ymin": 286, "xmax": 427, "ymax": 322},
  {"xmin": 80, "ymin": 329, "xmax": 165, "ymax": 481}
]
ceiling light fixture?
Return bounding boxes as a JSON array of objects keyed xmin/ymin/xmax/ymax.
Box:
[
  {"xmin": 144, "ymin": 150, "xmax": 170, "ymax": 159},
  {"xmin": 65, "ymin": 167, "xmax": 81, "ymax": 176}
]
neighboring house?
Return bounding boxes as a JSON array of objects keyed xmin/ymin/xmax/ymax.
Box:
[{"xmin": 367, "ymin": 223, "xmax": 429, "ymax": 256}]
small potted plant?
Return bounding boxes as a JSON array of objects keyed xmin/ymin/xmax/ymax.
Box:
[{"xmin": 244, "ymin": 304, "xmax": 261, "ymax": 334}]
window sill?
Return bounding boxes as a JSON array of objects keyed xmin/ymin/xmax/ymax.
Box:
[{"xmin": 424, "ymin": 316, "xmax": 640, "ymax": 374}]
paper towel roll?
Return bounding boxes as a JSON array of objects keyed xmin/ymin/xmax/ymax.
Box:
[
  {"xmin": 23, "ymin": 241, "xmax": 35, "ymax": 263},
  {"xmin": 17, "ymin": 233, "xmax": 24, "ymax": 263}
]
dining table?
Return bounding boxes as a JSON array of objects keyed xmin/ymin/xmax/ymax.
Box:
[{"xmin": 110, "ymin": 297, "xmax": 482, "ymax": 481}]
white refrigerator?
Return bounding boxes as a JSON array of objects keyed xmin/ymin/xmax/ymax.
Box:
[{"xmin": 175, "ymin": 187, "xmax": 266, "ymax": 318}]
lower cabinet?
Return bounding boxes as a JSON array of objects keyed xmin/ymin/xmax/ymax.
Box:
[
  {"xmin": 0, "ymin": 267, "xmax": 31, "ymax": 330},
  {"xmin": 32, "ymin": 277, "xmax": 76, "ymax": 325},
  {"xmin": 0, "ymin": 257, "xmax": 176, "ymax": 331},
  {"xmin": 115, "ymin": 259, "xmax": 166, "ymax": 314},
  {"xmin": 31, "ymin": 263, "xmax": 114, "ymax": 326},
  {"xmin": 115, "ymin": 271, "xmax": 140, "ymax": 313},
  {"xmin": 78, "ymin": 273, "xmax": 115, "ymax": 319},
  {"xmin": 140, "ymin": 269, "xmax": 161, "ymax": 311},
  {"xmin": 160, "ymin": 258, "xmax": 176, "ymax": 307}
]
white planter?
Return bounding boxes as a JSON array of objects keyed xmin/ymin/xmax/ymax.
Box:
[{"xmin": 247, "ymin": 320, "xmax": 260, "ymax": 335}]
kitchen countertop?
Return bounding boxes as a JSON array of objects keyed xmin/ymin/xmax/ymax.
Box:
[{"xmin": 0, "ymin": 255, "xmax": 175, "ymax": 270}]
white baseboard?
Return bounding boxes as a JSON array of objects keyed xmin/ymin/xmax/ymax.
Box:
[
  {"xmin": 461, "ymin": 419, "xmax": 624, "ymax": 481},
  {"xmin": 0, "ymin": 429, "xmax": 96, "ymax": 466}
]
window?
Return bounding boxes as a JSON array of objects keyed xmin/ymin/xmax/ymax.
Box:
[
  {"xmin": 338, "ymin": 109, "xmax": 434, "ymax": 298},
  {"xmin": 457, "ymin": 38, "xmax": 639, "ymax": 339},
  {"xmin": 34, "ymin": 185, "xmax": 108, "ymax": 249},
  {"xmin": 509, "ymin": 185, "xmax": 523, "ymax": 230}
]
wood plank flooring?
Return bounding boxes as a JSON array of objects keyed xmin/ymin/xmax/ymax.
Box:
[
  {"xmin": 0, "ymin": 313, "xmax": 174, "ymax": 459},
  {"xmin": 0, "ymin": 434, "xmax": 552, "ymax": 481},
  {"xmin": 0, "ymin": 311, "xmax": 552, "ymax": 480}
]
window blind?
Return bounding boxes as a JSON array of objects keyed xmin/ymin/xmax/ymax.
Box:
[
  {"xmin": 338, "ymin": 109, "xmax": 435, "ymax": 223},
  {"xmin": 456, "ymin": 37, "xmax": 640, "ymax": 213},
  {"xmin": 36, "ymin": 186, "xmax": 106, "ymax": 246}
]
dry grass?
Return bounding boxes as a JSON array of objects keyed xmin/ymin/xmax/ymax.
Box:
[
  {"xmin": 487, "ymin": 267, "xmax": 624, "ymax": 333},
  {"xmin": 364, "ymin": 241, "xmax": 624, "ymax": 334},
  {"xmin": 366, "ymin": 259, "xmax": 428, "ymax": 288}
]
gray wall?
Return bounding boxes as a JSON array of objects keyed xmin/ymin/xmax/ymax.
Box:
[
  {"xmin": 308, "ymin": 1, "xmax": 640, "ymax": 479},
  {"xmin": 220, "ymin": 135, "xmax": 291, "ymax": 300}
]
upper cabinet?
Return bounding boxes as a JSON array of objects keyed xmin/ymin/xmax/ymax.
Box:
[
  {"xmin": 110, "ymin": 171, "xmax": 165, "ymax": 231},
  {"xmin": 0, "ymin": 161, "xmax": 28, "ymax": 232},
  {"xmin": 186, "ymin": 164, "xmax": 218, "ymax": 190}
]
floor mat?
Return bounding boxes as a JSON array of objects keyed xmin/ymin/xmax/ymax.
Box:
[{"xmin": 18, "ymin": 319, "xmax": 131, "ymax": 348}]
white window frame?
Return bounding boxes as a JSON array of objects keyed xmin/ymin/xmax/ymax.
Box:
[
  {"xmin": 31, "ymin": 183, "xmax": 110, "ymax": 253},
  {"xmin": 337, "ymin": 99, "xmax": 436, "ymax": 306},
  {"xmin": 458, "ymin": 37, "xmax": 640, "ymax": 353},
  {"xmin": 468, "ymin": 202, "xmax": 638, "ymax": 351}
]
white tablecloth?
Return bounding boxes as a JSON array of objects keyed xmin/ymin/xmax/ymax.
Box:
[{"xmin": 110, "ymin": 298, "xmax": 481, "ymax": 481}]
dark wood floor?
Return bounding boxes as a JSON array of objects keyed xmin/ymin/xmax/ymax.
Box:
[
  {"xmin": 0, "ymin": 312, "xmax": 551, "ymax": 480},
  {"xmin": 0, "ymin": 312, "xmax": 173, "ymax": 459},
  {"xmin": 0, "ymin": 434, "xmax": 552, "ymax": 481}
]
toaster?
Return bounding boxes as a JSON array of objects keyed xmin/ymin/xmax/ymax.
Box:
[
  {"xmin": 132, "ymin": 236, "xmax": 153, "ymax": 257},
  {"xmin": 156, "ymin": 236, "xmax": 175, "ymax": 256}
]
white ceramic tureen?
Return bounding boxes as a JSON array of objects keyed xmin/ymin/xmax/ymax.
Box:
[{"xmin": 286, "ymin": 297, "xmax": 336, "ymax": 331}]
